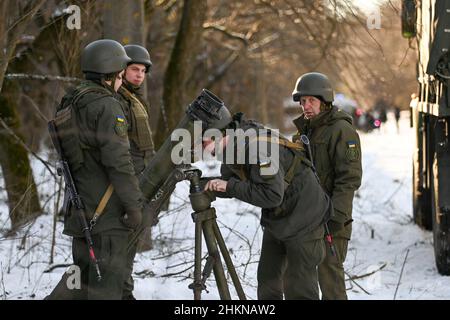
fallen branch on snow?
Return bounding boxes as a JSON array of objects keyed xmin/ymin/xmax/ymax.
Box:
[
  {"xmin": 43, "ymin": 263, "xmax": 72, "ymax": 273},
  {"xmin": 346, "ymin": 263, "xmax": 387, "ymax": 281},
  {"xmin": 393, "ymin": 248, "xmax": 409, "ymax": 300}
]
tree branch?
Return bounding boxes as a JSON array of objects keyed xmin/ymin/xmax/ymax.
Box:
[{"xmin": 0, "ymin": 117, "xmax": 56, "ymax": 179}]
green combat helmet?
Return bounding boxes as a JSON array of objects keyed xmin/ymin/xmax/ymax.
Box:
[
  {"xmin": 124, "ymin": 45, "xmax": 153, "ymax": 73},
  {"xmin": 292, "ymin": 72, "xmax": 334, "ymax": 103},
  {"xmin": 81, "ymin": 39, "xmax": 131, "ymax": 74}
]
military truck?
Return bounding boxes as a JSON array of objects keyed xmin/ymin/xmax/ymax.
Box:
[{"xmin": 402, "ymin": 0, "xmax": 450, "ymax": 274}]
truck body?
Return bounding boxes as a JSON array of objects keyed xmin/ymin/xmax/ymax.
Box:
[{"xmin": 404, "ymin": 0, "xmax": 450, "ymax": 274}]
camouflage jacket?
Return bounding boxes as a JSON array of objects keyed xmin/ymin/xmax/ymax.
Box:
[
  {"xmin": 216, "ymin": 119, "xmax": 331, "ymax": 241},
  {"xmin": 56, "ymin": 80, "xmax": 143, "ymax": 236},
  {"xmin": 293, "ymin": 106, "xmax": 362, "ymax": 239}
]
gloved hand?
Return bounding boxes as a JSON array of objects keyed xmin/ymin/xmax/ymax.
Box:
[
  {"xmin": 121, "ymin": 208, "xmax": 142, "ymax": 230},
  {"xmin": 327, "ymin": 220, "xmax": 345, "ymax": 234}
]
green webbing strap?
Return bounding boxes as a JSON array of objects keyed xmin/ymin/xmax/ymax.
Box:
[
  {"xmin": 252, "ymin": 135, "xmax": 313, "ymax": 186},
  {"xmin": 255, "ymin": 136, "xmax": 305, "ymax": 151},
  {"xmin": 284, "ymin": 155, "xmax": 301, "ymax": 186},
  {"xmin": 72, "ymin": 85, "xmax": 111, "ymax": 107}
]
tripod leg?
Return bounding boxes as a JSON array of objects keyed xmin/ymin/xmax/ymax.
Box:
[
  {"xmin": 202, "ymin": 218, "xmax": 231, "ymax": 300},
  {"xmin": 212, "ymin": 221, "xmax": 247, "ymax": 300},
  {"xmin": 193, "ymin": 219, "xmax": 203, "ymax": 300}
]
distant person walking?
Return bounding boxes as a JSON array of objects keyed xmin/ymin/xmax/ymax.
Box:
[{"xmin": 394, "ymin": 106, "xmax": 401, "ymax": 133}]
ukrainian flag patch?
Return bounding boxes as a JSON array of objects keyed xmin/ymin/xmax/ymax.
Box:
[
  {"xmin": 346, "ymin": 140, "xmax": 360, "ymax": 161},
  {"xmin": 114, "ymin": 115, "xmax": 127, "ymax": 137}
]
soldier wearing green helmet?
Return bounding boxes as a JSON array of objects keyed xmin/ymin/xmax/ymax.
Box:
[
  {"xmin": 46, "ymin": 39, "xmax": 144, "ymax": 300},
  {"xmin": 117, "ymin": 44, "xmax": 155, "ymax": 300},
  {"xmin": 292, "ymin": 72, "xmax": 362, "ymax": 300}
]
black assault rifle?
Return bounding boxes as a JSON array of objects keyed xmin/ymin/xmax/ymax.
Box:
[{"xmin": 48, "ymin": 120, "xmax": 102, "ymax": 281}]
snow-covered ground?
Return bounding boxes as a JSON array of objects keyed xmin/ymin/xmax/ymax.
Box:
[{"xmin": 1, "ymin": 111, "xmax": 449, "ymax": 300}]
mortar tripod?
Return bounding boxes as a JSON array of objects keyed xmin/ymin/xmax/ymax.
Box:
[{"xmin": 184, "ymin": 168, "xmax": 246, "ymax": 300}]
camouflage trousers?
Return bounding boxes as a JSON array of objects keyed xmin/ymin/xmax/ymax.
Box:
[
  {"xmin": 121, "ymin": 226, "xmax": 154, "ymax": 299},
  {"xmin": 318, "ymin": 236, "xmax": 349, "ymax": 300},
  {"xmin": 45, "ymin": 232, "xmax": 129, "ymax": 300},
  {"xmin": 257, "ymin": 229, "xmax": 325, "ymax": 300}
]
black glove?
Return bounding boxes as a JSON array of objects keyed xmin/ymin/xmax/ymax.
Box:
[
  {"xmin": 121, "ymin": 208, "xmax": 142, "ymax": 230},
  {"xmin": 327, "ymin": 220, "xmax": 345, "ymax": 234}
]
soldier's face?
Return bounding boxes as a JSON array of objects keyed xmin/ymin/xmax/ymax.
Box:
[
  {"xmin": 202, "ymin": 136, "xmax": 229, "ymax": 157},
  {"xmin": 114, "ymin": 71, "xmax": 124, "ymax": 92},
  {"xmin": 300, "ymin": 96, "xmax": 321, "ymax": 119},
  {"xmin": 125, "ymin": 64, "xmax": 146, "ymax": 86}
]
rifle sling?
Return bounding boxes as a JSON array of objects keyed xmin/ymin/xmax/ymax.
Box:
[{"xmin": 91, "ymin": 184, "xmax": 114, "ymax": 223}]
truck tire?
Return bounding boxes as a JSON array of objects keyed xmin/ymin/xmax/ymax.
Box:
[
  {"xmin": 432, "ymin": 157, "xmax": 450, "ymax": 275},
  {"xmin": 412, "ymin": 159, "xmax": 432, "ymax": 229},
  {"xmin": 411, "ymin": 107, "xmax": 432, "ymax": 229}
]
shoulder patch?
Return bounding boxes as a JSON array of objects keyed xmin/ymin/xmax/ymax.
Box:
[
  {"xmin": 114, "ymin": 115, "xmax": 128, "ymax": 137},
  {"xmin": 346, "ymin": 140, "xmax": 360, "ymax": 161}
]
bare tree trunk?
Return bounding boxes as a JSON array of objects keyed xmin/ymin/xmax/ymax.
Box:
[
  {"xmin": 0, "ymin": 0, "xmax": 46, "ymax": 94},
  {"xmin": 154, "ymin": 0, "xmax": 207, "ymax": 149},
  {"xmin": 102, "ymin": 1, "xmax": 150, "ymax": 100},
  {"xmin": 102, "ymin": 0, "xmax": 145, "ymax": 45},
  {"xmin": 256, "ymin": 53, "xmax": 269, "ymax": 125},
  {"xmin": 0, "ymin": 81, "xmax": 41, "ymax": 231}
]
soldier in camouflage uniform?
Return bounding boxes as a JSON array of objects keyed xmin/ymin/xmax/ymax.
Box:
[
  {"xmin": 117, "ymin": 44, "xmax": 154, "ymax": 300},
  {"xmin": 203, "ymin": 113, "xmax": 332, "ymax": 300},
  {"xmin": 292, "ymin": 72, "xmax": 362, "ymax": 300},
  {"xmin": 45, "ymin": 40, "xmax": 144, "ymax": 300}
]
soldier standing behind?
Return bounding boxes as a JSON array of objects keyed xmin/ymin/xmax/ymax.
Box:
[
  {"xmin": 46, "ymin": 40, "xmax": 143, "ymax": 300},
  {"xmin": 292, "ymin": 72, "xmax": 362, "ymax": 300},
  {"xmin": 394, "ymin": 106, "xmax": 401, "ymax": 133},
  {"xmin": 117, "ymin": 44, "xmax": 154, "ymax": 300},
  {"xmin": 203, "ymin": 113, "xmax": 332, "ymax": 300}
]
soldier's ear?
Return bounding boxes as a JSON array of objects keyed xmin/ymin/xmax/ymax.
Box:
[
  {"xmin": 320, "ymin": 102, "xmax": 332, "ymax": 112},
  {"xmin": 232, "ymin": 112, "xmax": 244, "ymax": 122}
]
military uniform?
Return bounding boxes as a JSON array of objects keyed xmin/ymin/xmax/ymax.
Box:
[
  {"xmin": 293, "ymin": 106, "xmax": 362, "ymax": 300},
  {"xmin": 117, "ymin": 81, "xmax": 154, "ymax": 173},
  {"xmin": 46, "ymin": 80, "xmax": 143, "ymax": 300},
  {"xmin": 216, "ymin": 117, "xmax": 332, "ymax": 300},
  {"xmin": 117, "ymin": 80, "xmax": 154, "ymax": 300}
]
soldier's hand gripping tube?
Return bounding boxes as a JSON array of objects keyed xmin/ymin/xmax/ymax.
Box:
[{"xmin": 48, "ymin": 120, "xmax": 102, "ymax": 282}]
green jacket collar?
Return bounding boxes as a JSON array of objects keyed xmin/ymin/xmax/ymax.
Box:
[
  {"xmin": 293, "ymin": 106, "xmax": 353, "ymax": 132},
  {"xmin": 123, "ymin": 80, "xmax": 143, "ymax": 96}
]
